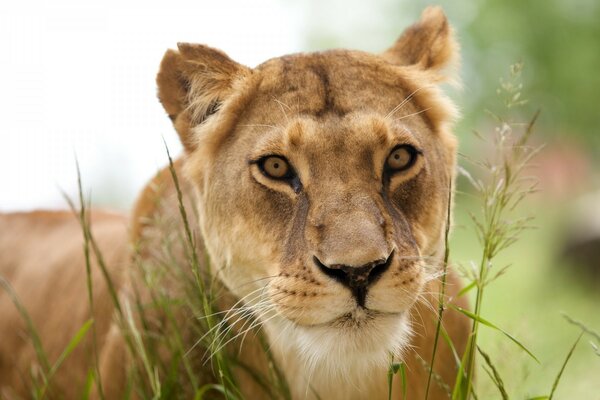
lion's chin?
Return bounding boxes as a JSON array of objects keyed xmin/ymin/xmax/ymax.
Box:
[{"xmin": 266, "ymin": 309, "xmax": 411, "ymax": 384}]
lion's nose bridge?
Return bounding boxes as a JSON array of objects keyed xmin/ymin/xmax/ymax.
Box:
[{"xmin": 313, "ymin": 195, "xmax": 389, "ymax": 268}]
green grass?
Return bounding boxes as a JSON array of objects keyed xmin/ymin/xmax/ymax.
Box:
[
  {"xmin": 450, "ymin": 199, "xmax": 600, "ymax": 398},
  {"xmin": 424, "ymin": 62, "xmax": 599, "ymax": 399}
]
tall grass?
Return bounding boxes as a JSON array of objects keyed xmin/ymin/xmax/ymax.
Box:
[
  {"xmin": 424, "ymin": 63, "xmax": 594, "ymax": 400},
  {"xmin": 72, "ymin": 146, "xmax": 291, "ymax": 399},
  {"xmin": 1, "ymin": 63, "xmax": 597, "ymax": 399},
  {"xmin": 451, "ymin": 62, "xmax": 542, "ymax": 399}
]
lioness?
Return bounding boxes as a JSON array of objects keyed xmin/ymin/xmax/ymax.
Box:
[{"xmin": 0, "ymin": 6, "xmax": 469, "ymax": 399}]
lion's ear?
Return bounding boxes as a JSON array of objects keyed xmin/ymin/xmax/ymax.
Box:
[
  {"xmin": 156, "ymin": 43, "xmax": 251, "ymax": 151},
  {"xmin": 383, "ymin": 6, "xmax": 459, "ymax": 82}
]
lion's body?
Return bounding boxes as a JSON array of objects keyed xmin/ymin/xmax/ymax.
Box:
[
  {"xmin": 0, "ymin": 7, "xmax": 470, "ymax": 399},
  {"xmin": 0, "ymin": 211, "xmax": 128, "ymax": 399}
]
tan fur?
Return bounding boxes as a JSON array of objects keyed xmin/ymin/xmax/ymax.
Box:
[
  {"xmin": 0, "ymin": 211, "xmax": 129, "ymax": 399},
  {"xmin": 0, "ymin": 6, "xmax": 468, "ymax": 399}
]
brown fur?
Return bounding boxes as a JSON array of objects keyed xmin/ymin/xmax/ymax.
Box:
[{"xmin": 0, "ymin": 6, "xmax": 468, "ymax": 399}]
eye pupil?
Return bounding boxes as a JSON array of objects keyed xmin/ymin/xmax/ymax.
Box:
[
  {"xmin": 260, "ymin": 156, "xmax": 291, "ymax": 179},
  {"xmin": 386, "ymin": 145, "xmax": 418, "ymax": 172}
]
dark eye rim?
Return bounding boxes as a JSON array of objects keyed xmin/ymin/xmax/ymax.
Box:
[{"xmin": 384, "ymin": 144, "xmax": 422, "ymax": 174}]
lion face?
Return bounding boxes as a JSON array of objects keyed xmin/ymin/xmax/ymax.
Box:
[{"xmin": 157, "ymin": 6, "xmax": 458, "ymax": 379}]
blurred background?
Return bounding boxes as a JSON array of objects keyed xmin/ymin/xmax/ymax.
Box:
[{"xmin": 1, "ymin": 0, "xmax": 598, "ymax": 397}]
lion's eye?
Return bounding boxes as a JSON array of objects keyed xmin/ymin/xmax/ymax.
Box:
[
  {"xmin": 260, "ymin": 156, "xmax": 291, "ymax": 179},
  {"xmin": 386, "ymin": 145, "xmax": 418, "ymax": 172}
]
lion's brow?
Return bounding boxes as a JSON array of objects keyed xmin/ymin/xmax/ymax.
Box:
[{"xmin": 286, "ymin": 120, "xmax": 306, "ymax": 148}]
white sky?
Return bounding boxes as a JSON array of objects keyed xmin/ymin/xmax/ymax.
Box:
[
  {"xmin": 0, "ymin": 0, "xmax": 443, "ymax": 212},
  {"xmin": 0, "ymin": 0, "xmax": 305, "ymax": 210}
]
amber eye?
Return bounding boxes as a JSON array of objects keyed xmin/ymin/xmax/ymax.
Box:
[
  {"xmin": 386, "ymin": 145, "xmax": 418, "ymax": 172},
  {"xmin": 260, "ymin": 156, "xmax": 291, "ymax": 179}
]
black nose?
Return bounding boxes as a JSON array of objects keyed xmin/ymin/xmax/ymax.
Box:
[{"xmin": 313, "ymin": 251, "xmax": 393, "ymax": 307}]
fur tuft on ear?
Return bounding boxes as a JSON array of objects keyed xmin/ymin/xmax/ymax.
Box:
[
  {"xmin": 383, "ymin": 6, "xmax": 459, "ymax": 83},
  {"xmin": 156, "ymin": 43, "xmax": 251, "ymax": 151}
]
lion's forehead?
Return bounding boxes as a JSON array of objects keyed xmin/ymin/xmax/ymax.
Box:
[
  {"xmin": 287, "ymin": 119, "xmax": 386, "ymax": 181},
  {"xmin": 252, "ymin": 50, "xmax": 420, "ymax": 119}
]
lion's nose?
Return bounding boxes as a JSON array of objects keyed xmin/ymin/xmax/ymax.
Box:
[{"xmin": 313, "ymin": 251, "xmax": 393, "ymax": 307}]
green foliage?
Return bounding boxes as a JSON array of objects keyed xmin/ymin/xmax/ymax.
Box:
[
  {"xmin": 460, "ymin": 0, "xmax": 600, "ymax": 149},
  {"xmin": 442, "ymin": 63, "xmax": 540, "ymax": 400}
]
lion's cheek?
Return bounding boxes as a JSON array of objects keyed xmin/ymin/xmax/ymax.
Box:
[{"xmin": 200, "ymin": 213, "xmax": 284, "ymax": 298}]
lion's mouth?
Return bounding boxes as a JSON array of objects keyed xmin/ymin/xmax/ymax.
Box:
[{"xmin": 302, "ymin": 307, "xmax": 403, "ymax": 329}]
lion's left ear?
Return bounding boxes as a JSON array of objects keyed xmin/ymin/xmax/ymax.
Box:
[
  {"xmin": 156, "ymin": 43, "xmax": 252, "ymax": 151},
  {"xmin": 382, "ymin": 6, "xmax": 459, "ymax": 83}
]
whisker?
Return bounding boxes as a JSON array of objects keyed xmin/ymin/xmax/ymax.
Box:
[
  {"xmin": 196, "ymin": 284, "xmax": 269, "ymax": 322},
  {"xmin": 208, "ymin": 308, "xmax": 281, "ymax": 360},
  {"xmin": 201, "ymin": 290, "xmax": 298, "ymax": 359},
  {"xmin": 239, "ymin": 123, "xmax": 280, "ymax": 129},
  {"xmin": 393, "ymin": 107, "xmax": 432, "ymax": 123},
  {"xmin": 272, "ymin": 96, "xmax": 291, "ymax": 123},
  {"xmin": 385, "ymin": 85, "xmax": 432, "ymax": 120},
  {"xmin": 201, "ymin": 302, "xmax": 274, "ymax": 360},
  {"xmin": 186, "ymin": 286, "xmax": 272, "ymax": 355}
]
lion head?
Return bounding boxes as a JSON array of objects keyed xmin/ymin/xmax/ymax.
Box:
[{"xmin": 156, "ymin": 5, "xmax": 459, "ymax": 394}]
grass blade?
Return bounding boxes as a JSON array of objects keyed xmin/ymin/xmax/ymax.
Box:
[
  {"xmin": 457, "ymin": 280, "xmax": 477, "ymax": 298},
  {"xmin": 476, "ymin": 346, "xmax": 509, "ymax": 400},
  {"xmin": 387, "ymin": 358, "xmax": 403, "ymax": 400},
  {"xmin": 195, "ymin": 384, "xmax": 226, "ymax": 399},
  {"xmin": 81, "ymin": 369, "xmax": 96, "ymax": 400},
  {"xmin": 48, "ymin": 319, "xmax": 94, "ymax": 377},
  {"xmin": 63, "ymin": 160, "xmax": 108, "ymax": 399},
  {"xmin": 548, "ymin": 332, "xmax": 584, "ymax": 400},
  {"xmin": 387, "ymin": 361, "xmax": 396, "ymax": 400},
  {"xmin": 451, "ymin": 304, "xmax": 538, "ymax": 363},
  {"xmin": 0, "ymin": 276, "xmax": 51, "ymax": 393},
  {"xmin": 562, "ymin": 314, "xmax": 600, "ymax": 342},
  {"xmin": 399, "ymin": 362, "xmax": 407, "ymax": 399},
  {"xmin": 39, "ymin": 319, "xmax": 94, "ymax": 398},
  {"xmin": 439, "ymin": 323, "xmax": 462, "ymax": 369},
  {"xmin": 425, "ymin": 180, "xmax": 453, "ymax": 399}
]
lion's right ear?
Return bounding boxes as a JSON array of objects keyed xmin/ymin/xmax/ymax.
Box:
[
  {"xmin": 382, "ymin": 6, "xmax": 459, "ymax": 84},
  {"xmin": 156, "ymin": 43, "xmax": 251, "ymax": 151}
]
